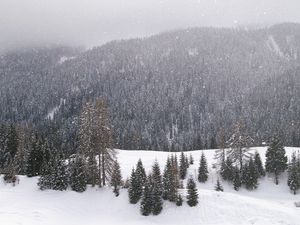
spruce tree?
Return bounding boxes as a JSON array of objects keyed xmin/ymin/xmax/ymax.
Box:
[
  {"xmin": 136, "ymin": 159, "xmax": 147, "ymax": 187},
  {"xmin": 189, "ymin": 154, "xmax": 194, "ymax": 165},
  {"xmin": 128, "ymin": 168, "xmax": 142, "ymax": 204},
  {"xmin": 287, "ymin": 152, "xmax": 300, "ymax": 195},
  {"xmin": 265, "ymin": 136, "xmax": 288, "ymax": 184},
  {"xmin": 140, "ymin": 176, "xmax": 153, "ymax": 216},
  {"xmin": 152, "ymin": 179, "xmax": 163, "ymax": 215},
  {"xmin": 152, "ymin": 160, "xmax": 162, "ymax": 195},
  {"xmin": 233, "ymin": 168, "xmax": 241, "ymax": 191},
  {"xmin": 242, "ymin": 158, "xmax": 259, "ymax": 190},
  {"xmin": 162, "ymin": 157, "xmax": 178, "ymax": 201},
  {"xmin": 220, "ymin": 157, "xmax": 235, "ymax": 182},
  {"xmin": 52, "ymin": 156, "xmax": 68, "ymax": 191},
  {"xmin": 254, "ymin": 151, "xmax": 265, "ymax": 177},
  {"xmin": 215, "ymin": 178, "xmax": 224, "ymax": 192},
  {"xmin": 179, "ymin": 152, "xmax": 187, "ymax": 179},
  {"xmin": 110, "ymin": 160, "xmax": 122, "ymax": 196},
  {"xmin": 27, "ymin": 133, "xmax": 44, "ymax": 177},
  {"xmin": 69, "ymin": 155, "xmax": 87, "ymax": 193},
  {"xmin": 176, "ymin": 194, "xmax": 183, "ymax": 206},
  {"xmin": 198, "ymin": 152, "xmax": 208, "ymax": 183},
  {"xmin": 186, "ymin": 177, "xmax": 198, "ymax": 206}
]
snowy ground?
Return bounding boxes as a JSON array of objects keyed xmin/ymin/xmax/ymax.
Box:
[{"xmin": 1, "ymin": 147, "xmax": 300, "ymax": 225}]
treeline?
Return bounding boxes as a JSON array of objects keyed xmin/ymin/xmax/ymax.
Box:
[{"xmin": 1, "ymin": 24, "xmax": 300, "ymax": 153}]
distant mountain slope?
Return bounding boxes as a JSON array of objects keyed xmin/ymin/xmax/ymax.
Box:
[{"xmin": 1, "ymin": 24, "xmax": 300, "ymax": 152}]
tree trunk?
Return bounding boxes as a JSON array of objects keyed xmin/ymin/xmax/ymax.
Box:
[
  {"xmin": 102, "ymin": 152, "xmax": 105, "ymax": 186},
  {"xmin": 98, "ymin": 150, "xmax": 102, "ymax": 187}
]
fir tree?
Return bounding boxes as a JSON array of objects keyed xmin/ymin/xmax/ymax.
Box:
[
  {"xmin": 136, "ymin": 159, "xmax": 147, "ymax": 187},
  {"xmin": 254, "ymin": 151, "xmax": 265, "ymax": 177},
  {"xmin": 110, "ymin": 160, "xmax": 122, "ymax": 196},
  {"xmin": 233, "ymin": 168, "xmax": 241, "ymax": 191},
  {"xmin": 140, "ymin": 176, "xmax": 153, "ymax": 216},
  {"xmin": 186, "ymin": 177, "xmax": 198, "ymax": 206},
  {"xmin": 242, "ymin": 158, "xmax": 259, "ymax": 190},
  {"xmin": 198, "ymin": 152, "xmax": 208, "ymax": 183},
  {"xmin": 128, "ymin": 168, "xmax": 142, "ymax": 204},
  {"xmin": 152, "ymin": 179, "xmax": 163, "ymax": 215},
  {"xmin": 162, "ymin": 157, "xmax": 178, "ymax": 201},
  {"xmin": 152, "ymin": 160, "xmax": 162, "ymax": 195},
  {"xmin": 220, "ymin": 157, "xmax": 235, "ymax": 181},
  {"xmin": 26, "ymin": 133, "xmax": 44, "ymax": 177},
  {"xmin": 179, "ymin": 152, "xmax": 187, "ymax": 179},
  {"xmin": 189, "ymin": 154, "xmax": 194, "ymax": 165},
  {"xmin": 215, "ymin": 178, "xmax": 224, "ymax": 192},
  {"xmin": 265, "ymin": 136, "xmax": 288, "ymax": 184},
  {"xmin": 69, "ymin": 155, "xmax": 87, "ymax": 193},
  {"xmin": 52, "ymin": 156, "xmax": 68, "ymax": 191},
  {"xmin": 287, "ymin": 152, "xmax": 300, "ymax": 195},
  {"xmin": 176, "ymin": 194, "xmax": 183, "ymax": 206}
]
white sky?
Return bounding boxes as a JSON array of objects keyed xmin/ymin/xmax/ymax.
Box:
[{"xmin": 0, "ymin": 0, "xmax": 300, "ymax": 51}]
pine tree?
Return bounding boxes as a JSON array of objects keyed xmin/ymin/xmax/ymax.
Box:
[
  {"xmin": 152, "ymin": 178, "xmax": 163, "ymax": 215},
  {"xmin": 198, "ymin": 152, "xmax": 208, "ymax": 183},
  {"xmin": 254, "ymin": 151, "xmax": 265, "ymax": 177},
  {"xmin": 136, "ymin": 159, "xmax": 147, "ymax": 187},
  {"xmin": 52, "ymin": 155, "xmax": 68, "ymax": 191},
  {"xmin": 265, "ymin": 136, "xmax": 288, "ymax": 184},
  {"xmin": 233, "ymin": 168, "xmax": 241, "ymax": 191},
  {"xmin": 128, "ymin": 168, "xmax": 142, "ymax": 204},
  {"xmin": 243, "ymin": 157, "xmax": 258, "ymax": 190},
  {"xmin": 69, "ymin": 155, "xmax": 87, "ymax": 193},
  {"xmin": 140, "ymin": 176, "xmax": 153, "ymax": 216},
  {"xmin": 176, "ymin": 194, "xmax": 183, "ymax": 206},
  {"xmin": 27, "ymin": 132, "xmax": 44, "ymax": 177},
  {"xmin": 189, "ymin": 154, "xmax": 194, "ymax": 165},
  {"xmin": 186, "ymin": 177, "xmax": 198, "ymax": 206},
  {"xmin": 220, "ymin": 157, "xmax": 235, "ymax": 181},
  {"xmin": 287, "ymin": 152, "xmax": 300, "ymax": 195},
  {"xmin": 162, "ymin": 157, "xmax": 178, "ymax": 202},
  {"xmin": 215, "ymin": 178, "xmax": 224, "ymax": 192},
  {"xmin": 152, "ymin": 160, "xmax": 162, "ymax": 195},
  {"xmin": 179, "ymin": 152, "xmax": 187, "ymax": 179},
  {"xmin": 110, "ymin": 160, "xmax": 122, "ymax": 196},
  {"xmin": 227, "ymin": 121, "xmax": 253, "ymax": 171}
]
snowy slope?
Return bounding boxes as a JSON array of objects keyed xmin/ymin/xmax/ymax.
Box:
[{"xmin": 1, "ymin": 147, "xmax": 300, "ymax": 225}]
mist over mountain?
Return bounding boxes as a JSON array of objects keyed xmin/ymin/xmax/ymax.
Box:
[{"xmin": 1, "ymin": 23, "xmax": 300, "ymax": 153}]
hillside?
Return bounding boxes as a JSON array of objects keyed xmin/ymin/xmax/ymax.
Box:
[
  {"xmin": 0, "ymin": 147, "xmax": 299, "ymax": 225},
  {"xmin": 1, "ymin": 24, "xmax": 300, "ymax": 154}
]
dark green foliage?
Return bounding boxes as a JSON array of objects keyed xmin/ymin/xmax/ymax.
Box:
[
  {"xmin": 287, "ymin": 152, "xmax": 300, "ymax": 195},
  {"xmin": 128, "ymin": 168, "xmax": 142, "ymax": 204},
  {"xmin": 136, "ymin": 159, "xmax": 147, "ymax": 187},
  {"xmin": 140, "ymin": 178, "xmax": 153, "ymax": 216},
  {"xmin": 220, "ymin": 157, "xmax": 235, "ymax": 182},
  {"xmin": 152, "ymin": 179, "xmax": 163, "ymax": 215},
  {"xmin": 52, "ymin": 156, "xmax": 68, "ymax": 191},
  {"xmin": 233, "ymin": 168, "xmax": 241, "ymax": 191},
  {"xmin": 186, "ymin": 177, "xmax": 198, "ymax": 207},
  {"xmin": 189, "ymin": 154, "xmax": 194, "ymax": 165},
  {"xmin": 215, "ymin": 178, "xmax": 224, "ymax": 192},
  {"xmin": 265, "ymin": 136, "xmax": 288, "ymax": 184},
  {"xmin": 242, "ymin": 158, "xmax": 259, "ymax": 190},
  {"xmin": 163, "ymin": 157, "xmax": 178, "ymax": 202},
  {"xmin": 152, "ymin": 160, "xmax": 162, "ymax": 195},
  {"xmin": 179, "ymin": 152, "xmax": 188, "ymax": 179},
  {"xmin": 254, "ymin": 151, "xmax": 265, "ymax": 177},
  {"xmin": 110, "ymin": 160, "xmax": 122, "ymax": 196},
  {"xmin": 198, "ymin": 152, "xmax": 208, "ymax": 183},
  {"xmin": 176, "ymin": 194, "xmax": 183, "ymax": 206},
  {"xmin": 69, "ymin": 156, "xmax": 87, "ymax": 193},
  {"xmin": 27, "ymin": 133, "xmax": 44, "ymax": 177}
]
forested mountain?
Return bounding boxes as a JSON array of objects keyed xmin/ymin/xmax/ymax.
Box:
[{"xmin": 1, "ymin": 23, "xmax": 300, "ymax": 153}]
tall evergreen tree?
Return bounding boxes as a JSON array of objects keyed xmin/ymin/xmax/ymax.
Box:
[
  {"xmin": 152, "ymin": 160, "xmax": 162, "ymax": 195},
  {"xmin": 233, "ymin": 168, "xmax": 242, "ymax": 191},
  {"xmin": 186, "ymin": 177, "xmax": 198, "ymax": 206},
  {"xmin": 128, "ymin": 168, "xmax": 142, "ymax": 204},
  {"xmin": 26, "ymin": 132, "xmax": 44, "ymax": 177},
  {"xmin": 179, "ymin": 152, "xmax": 187, "ymax": 179},
  {"xmin": 243, "ymin": 157, "xmax": 259, "ymax": 190},
  {"xmin": 227, "ymin": 121, "xmax": 253, "ymax": 171},
  {"xmin": 136, "ymin": 159, "xmax": 147, "ymax": 187},
  {"xmin": 198, "ymin": 152, "xmax": 209, "ymax": 183},
  {"xmin": 176, "ymin": 194, "xmax": 183, "ymax": 206},
  {"xmin": 151, "ymin": 177, "xmax": 163, "ymax": 215},
  {"xmin": 220, "ymin": 157, "xmax": 235, "ymax": 181},
  {"xmin": 162, "ymin": 157, "xmax": 178, "ymax": 202},
  {"xmin": 110, "ymin": 159, "xmax": 122, "ymax": 196},
  {"xmin": 254, "ymin": 151, "xmax": 265, "ymax": 177},
  {"xmin": 287, "ymin": 152, "xmax": 300, "ymax": 195},
  {"xmin": 265, "ymin": 136, "xmax": 288, "ymax": 184},
  {"xmin": 140, "ymin": 176, "xmax": 153, "ymax": 216},
  {"xmin": 69, "ymin": 155, "xmax": 87, "ymax": 193},
  {"xmin": 189, "ymin": 154, "xmax": 194, "ymax": 165}
]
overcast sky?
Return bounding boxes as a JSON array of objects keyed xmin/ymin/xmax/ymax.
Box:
[{"xmin": 1, "ymin": 0, "xmax": 300, "ymax": 51}]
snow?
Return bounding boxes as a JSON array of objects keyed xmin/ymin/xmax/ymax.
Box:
[
  {"xmin": 58, "ymin": 56, "xmax": 76, "ymax": 64},
  {"xmin": 46, "ymin": 98, "xmax": 66, "ymax": 120},
  {"xmin": 1, "ymin": 147, "xmax": 300, "ymax": 225}
]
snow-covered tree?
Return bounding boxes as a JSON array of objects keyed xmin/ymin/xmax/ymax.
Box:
[
  {"xmin": 215, "ymin": 178, "xmax": 224, "ymax": 192},
  {"xmin": 198, "ymin": 152, "xmax": 208, "ymax": 183},
  {"xmin": 287, "ymin": 152, "xmax": 300, "ymax": 195},
  {"xmin": 187, "ymin": 177, "xmax": 198, "ymax": 206},
  {"xmin": 110, "ymin": 159, "xmax": 122, "ymax": 196},
  {"xmin": 69, "ymin": 155, "xmax": 87, "ymax": 193},
  {"xmin": 254, "ymin": 151, "xmax": 265, "ymax": 177}
]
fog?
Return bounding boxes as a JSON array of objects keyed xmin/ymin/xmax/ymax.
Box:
[{"xmin": 1, "ymin": 0, "xmax": 300, "ymax": 51}]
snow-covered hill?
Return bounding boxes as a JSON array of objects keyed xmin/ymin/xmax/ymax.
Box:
[{"xmin": 1, "ymin": 147, "xmax": 300, "ymax": 225}]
